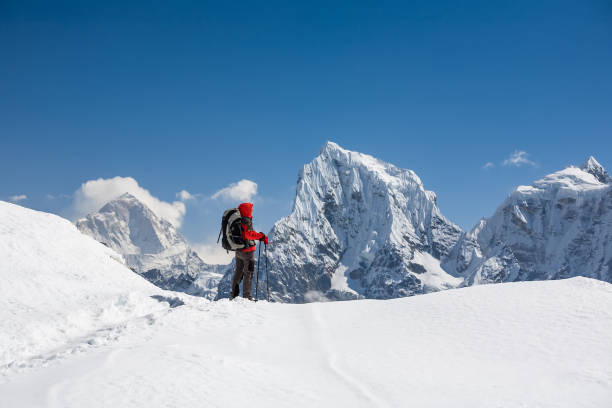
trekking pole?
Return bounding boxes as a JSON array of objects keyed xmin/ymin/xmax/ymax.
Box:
[
  {"xmin": 265, "ymin": 243, "xmax": 270, "ymax": 302},
  {"xmin": 256, "ymin": 243, "xmax": 261, "ymax": 302}
]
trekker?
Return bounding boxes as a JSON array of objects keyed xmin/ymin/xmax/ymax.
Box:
[{"xmin": 231, "ymin": 202, "xmax": 268, "ymax": 300}]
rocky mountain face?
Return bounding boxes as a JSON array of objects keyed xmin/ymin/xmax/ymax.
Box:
[
  {"xmin": 217, "ymin": 142, "xmax": 463, "ymax": 302},
  {"xmin": 76, "ymin": 193, "xmax": 222, "ymax": 298},
  {"xmin": 443, "ymin": 157, "xmax": 612, "ymax": 285}
]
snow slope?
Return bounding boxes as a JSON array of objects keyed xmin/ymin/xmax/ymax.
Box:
[
  {"xmin": 444, "ymin": 157, "xmax": 612, "ymax": 285},
  {"xmin": 2, "ymin": 275, "xmax": 611, "ymax": 408},
  {"xmin": 0, "ymin": 201, "xmax": 168, "ymax": 370},
  {"xmin": 76, "ymin": 193, "xmax": 222, "ymax": 298},
  {"xmin": 218, "ymin": 141, "xmax": 462, "ymax": 302}
]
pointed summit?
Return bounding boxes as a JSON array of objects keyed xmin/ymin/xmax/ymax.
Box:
[
  {"xmin": 319, "ymin": 141, "xmax": 345, "ymax": 156},
  {"xmin": 100, "ymin": 192, "xmax": 143, "ymax": 210},
  {"xmin": 581, "ymin": 156, "xmax": 603, "ymax": 172},
  {"xmin": 315, "ymin": 141, "xmax": 420, "ymax": 186},
  {"xmin": 96, "ymin": 193, "xmax": 158, "ymax": 231},
  {"xmin": 580, "ymin": 156, "xmax": 611, "ymax": 184},
  {"xmin": 118, "ymin": 192, "xmax": 137, "ymax": 200}
]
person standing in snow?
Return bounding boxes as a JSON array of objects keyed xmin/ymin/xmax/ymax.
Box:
[{"xmin": 231, "ymin": 202, "xmax": 268, "ymax": 300}]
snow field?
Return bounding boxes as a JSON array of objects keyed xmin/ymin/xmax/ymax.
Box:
[{"xmin": 2, "ymin": 277, "xmax": 611, "ymax": 408}]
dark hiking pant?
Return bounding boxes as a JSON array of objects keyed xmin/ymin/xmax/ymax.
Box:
[{"xmin": 231, "ymin": 250, "xmax": 255, "ymax": 299}]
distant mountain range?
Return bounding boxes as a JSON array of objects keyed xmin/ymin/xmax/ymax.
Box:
[{"xmin": 74, "ymin": 143, "xmax": 612, "ymax": 302}]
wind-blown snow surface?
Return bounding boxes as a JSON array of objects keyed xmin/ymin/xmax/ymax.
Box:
[
  {"xmin": 2, "ymin": 275, "xmax": 611, "ymax": 408},
  {"xmin": 218, "ymin": 141, "xmax": 462, "ymax": 302},
  {"xmin": 0, "ymin": 201, "xmax": 167, "ymax": 369},
  {"xmin": 76, "ymin": 193, "xmax": 222, "ymax": 298},
  {"xmin": 444, "ymin": 157, "xmax": 612, "ymax": 285}
]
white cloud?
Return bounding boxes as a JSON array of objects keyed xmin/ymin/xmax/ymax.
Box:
[
  {"xmin": 176, "ymin": 190, "xmax": 195, "ymax": 201},
  {"xmin": 503, "ymin": 150, "xmax": 536, "ymax": 167},
  {"xmin": 45, "ymin": 193, "xmax": 71, "ymax": 200},
  {"xmin": 211, "ymin": 179, "xmax": 258, "ymax": 202},
  {"xmin": 69, "ymin": 176, "xmax": 186, "ymax": 227},
  {"xmin": 193, "ymin": 242, "xmax": 234, "ymax": 265},
  {"xmin": 482, "ymin": 162, "xmax": 495, "ymax": 169},
  {"xmin": 9, "ymin": 194, "xmax": 27, "ymax": 202}
]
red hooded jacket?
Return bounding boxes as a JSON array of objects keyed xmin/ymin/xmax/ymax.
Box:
[{"xmin": 238, "ymin": 202, "xmax": 265, "ymax": 252}]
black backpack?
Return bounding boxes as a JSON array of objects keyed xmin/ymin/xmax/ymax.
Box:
[{"xmin": 217, "ymin": 208, "xmax": 247, "ymax": 252}]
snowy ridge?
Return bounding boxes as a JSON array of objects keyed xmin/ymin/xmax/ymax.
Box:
[
  {"xmin": 0, "ymin": 201, "xmax": 168, "ymax": 370},
  {"xmin": 444, "ymin": 157, "xmax": 612, "ymax": 284},
  {"xmin": 77, "ymin": 193, "xmax": 222, "ymax": 298},
  {"xmin": 218, "ymin": 141, "xmax": 462, "ymax": 302}
]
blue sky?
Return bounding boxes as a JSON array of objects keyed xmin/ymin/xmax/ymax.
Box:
[{"xmin": 1, "ymin": 1, "xmax": 611, "ymax": 262}]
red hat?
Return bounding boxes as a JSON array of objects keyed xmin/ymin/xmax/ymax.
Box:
[{"xmin": 238, "ymin": 202, "xmax": 253, "ymax": 218}]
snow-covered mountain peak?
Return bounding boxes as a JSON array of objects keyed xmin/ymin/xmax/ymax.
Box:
[
  {"xmin": 77, "ymin": 195, "xmax": 221, "ymax": 297},
  {"xmin": 218, "ymin": 142, "xmax": 462, "ymax": 302},
  {"xmin": 510, "ymin": 160, "xmax": 610, "ymax": 202},
  {"xmin": 315, "ymin": 141, "xmax": 424, "ymax": 189},
  {"xmin": 580, "ymin": 156, "xmax": 611, "ymax": 184},
  {"xmin": 98, "ymin": 193, "xmax": 157, "ymax": 219},
  {"xmin": 301, "ymin": 143, "xmax": 451, "ymax": 248},
  {"xmin": 100, "ymin": 192, "xmax": 142, "ymax": 211},
  {"xmin": 319, "ymin": 140, "xmax": 344, "ymax": 154},
  {"xmin": 78, "ymin": 193, "xmax": 181, "ymax": 255},
  {"xmin": 444, "ymin": 158, "xmax": 612, "ymax": 285},
  {"xmin": 527, "ymin": 167, "xmax": 603, "ymax": 192}
]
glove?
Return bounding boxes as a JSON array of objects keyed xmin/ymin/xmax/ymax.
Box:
[{"xmin": 260, "ymin": 234, "xmax": 269, "ymax": 245}]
